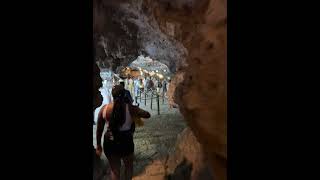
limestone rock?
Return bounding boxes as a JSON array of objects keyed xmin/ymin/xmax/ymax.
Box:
[
  {"xmin": 93, "ymin": 0, "xmax": 187, "ymax": 73},
  {"xmin": 165, "ymin": 128, "xmax": 214, "ymax": 180},
  {"xmin": 93, "ymin": 63, "xmax": 102, "ymax": 110},
  {"xmin": 167, "ymin": 71, "xmax": 184, "ymax": 108},
  {"xmin": 146, "ymin": 1, "xmax": 227, "ymax": 179}
]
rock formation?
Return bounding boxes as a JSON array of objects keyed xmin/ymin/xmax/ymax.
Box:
[
  {"xmin": 93, "ymin": 62, "xmax": 102, "ymax": 110},
  {"xmin": 166, "ymin": 128, "xmax": 214, "ymax": 180}
]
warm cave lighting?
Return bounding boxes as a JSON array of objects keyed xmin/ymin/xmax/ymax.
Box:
[{"xmin": 158, "ymin": 74, "xmax": 164, "ymax": 79}]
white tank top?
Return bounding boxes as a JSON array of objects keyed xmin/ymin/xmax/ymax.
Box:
[{"xmin": 119, "ymin": 104, "xmax": 133, "ymax": 131}]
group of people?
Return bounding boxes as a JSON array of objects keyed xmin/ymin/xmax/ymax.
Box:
[{"xmin": 124, "ymin": 76, "xmax": 170, "ymax": 98}]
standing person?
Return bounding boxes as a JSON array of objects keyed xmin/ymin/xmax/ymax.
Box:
[
  {"xmin": 148, "ymin": 77, "xmax": 154, "ymax": 92},
  {"xmin": 96, "ymin": 85, "xmax": 151, "ymax": 180},
  {"xmin": 151, "ymin": 78, "xmax": 155, "ymax": 90},
  {"xmin": 134, "ymin": 78, "xmax": 139, "ymax": 98},
  {"xmin": 167, "ymin": 79, "xmax": 173, "ymax": 109},
  {"xmin": 154, "ymin": 78, "xmax": 158, "ymax": 90},
  {"xmin": 142, "ymin": 77, "xmax": 147, "ymax": 90},
  {"xmin": 128, "ymin": 77, "xmax": 134, "ymax": 96},
  {"xmin": 157, "ymin": 79, "xmax": 162, "ymax": 94},
  {"xmin": 119, "ymin": 81, "xmax": 134, "ymax": 104},
  {"xmin": 138, "ymin": 78, "xmax": 144, "ymax": 93},
  {"xmin": 163, "ymin": 80, "xmax": 167, "ymax": 97},
  {"xmin": 124, "ymin": 78, "xmax": 128, "ymax": 89},
  {"xmin": 144, "ymin": 77, "xmax": 150, "ymax": 92}
]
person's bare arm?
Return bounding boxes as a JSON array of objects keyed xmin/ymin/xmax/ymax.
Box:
[
  {"xmin": 135, "ymin": 106, "xmax": 151, "ymax": 119},
  {"xmin": 96, "ymin": 105, "xmax": 106, "ymax": 147}
]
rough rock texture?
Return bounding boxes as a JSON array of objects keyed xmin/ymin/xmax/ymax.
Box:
[
  {"xmin": 145, "ymin": 1, "xmax": 227, "ymax": 179},
  {"xmin": 93, "ymin": 63, "xmax": 102, "ymax": 110},
  {"xmin": 166, "ymin": 128, "xmax": 214, "ymax": 180},
  {"xmin": 93, "ymin": 0, "xmax": 187, "ymax": 73},
  {"xmin": 130, "ymin": 55, "xmax": 170, "ymax": 74},
  {"xmin": 167, "ymin": 71, "xmax": 184, "ymax": 108}
]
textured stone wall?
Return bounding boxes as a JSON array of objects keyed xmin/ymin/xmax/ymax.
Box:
[
  {"xmin": 166, "ymin": 128, "xmax": 215, "ymax": 180},
  {"xmin": 145, "ymin": 1, "xmax": 227, "ymax": 179},
  {"xmin": 93, "ymin": 0, "xmax": 187, "ymax": 73},
  {"xmin": 93, "ymin": 62, "xmax": 102, "ymax": 110}
]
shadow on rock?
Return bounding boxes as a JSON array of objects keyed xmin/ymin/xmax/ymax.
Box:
[{"xmin": 166, "ymin": 158, "xmax": 193, "ymax": 180}]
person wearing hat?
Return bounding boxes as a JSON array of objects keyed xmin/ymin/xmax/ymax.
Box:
[{"xmin": 96, "ymin": 85, "xmax": 150, "ymax": 180}]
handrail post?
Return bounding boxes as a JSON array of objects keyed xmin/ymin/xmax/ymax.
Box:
[
  {"xmin": 157, "ymin": 93, "xmax": 160, "ymax": 115},
  {"xmin": 150, "ymin": 92, "xmax": 153, "ymax": 109},
  {"xmin": 145, "ymin": 91, "xmax": 147, "ymax": 106},
  {"xmin": 162, "ymin": 91, "xmax": 165, "ymax": 104}
]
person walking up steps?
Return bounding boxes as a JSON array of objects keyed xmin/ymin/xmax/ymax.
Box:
[{"xmin": 96, "ymin": 85, "xmax": 151, "ymax": 180}]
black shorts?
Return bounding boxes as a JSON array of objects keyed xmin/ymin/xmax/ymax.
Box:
[{"xmin": 103, "ymin": 130, "xmax": 134, "ymax": 157}]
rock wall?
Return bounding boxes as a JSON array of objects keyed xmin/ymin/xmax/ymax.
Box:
[
  {"xmin": 93, "ymin": 0, "xmax": 187, "ymax": 73},
  {"xmin": 93, "ymin": 62, "xmax": 102, "ymax": 110},
  {"xmin": 143, "ymin": 0, "xmax": 227, "ymax": 179},
  {"xmin": 167, "ymin": 71, "xmax": 184, "ymax": 108},
  {"xmin": 166, "ymin": 128, "xmax": 214, "ymax": 180}
]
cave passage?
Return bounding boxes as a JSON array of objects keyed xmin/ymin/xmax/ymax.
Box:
[
  {"xmin": 93, "ymin": 0, "xmax": 226, "ymax": 179},
  {"xmin": 93, "ymin": 55, "xmax": 187, "ymax": 179}
]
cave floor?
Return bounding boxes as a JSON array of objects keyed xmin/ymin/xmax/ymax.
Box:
[{"xmin": 93, "ymin": 98, "xmax": 186, "ymax": 180}]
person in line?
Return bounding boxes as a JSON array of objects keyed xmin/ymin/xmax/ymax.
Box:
[
  {"xmin": 157, "ymin": 79, "xmax": 162, "ymax": 94},
  {"xmin": 128, "ymin": 77, "xmax": 134, "ymax": 96},
  {"xmin": 138, "ymin": 78, "xmax": 144, "ymax": 95},
  {"xmin": 147, "ymin": 77, "xmax": 154, "ymax": 92},
  {"xmin": 143, "ymin": 77, "xmax": 147, "ymax": 90},
  {"xmin": 133, "ymin": 78, "xmax": 139, "ymax": 98},
  {"xmin": 96, "ymin": 85, "xmax": 151, "ymax": 180},
  {"xmin": 119, "ymin": 80, "xmax": 133, "ymax": 104},
  {"xmin": 162, "ymin": 79, "xmax": 167, "ymax": 97}
]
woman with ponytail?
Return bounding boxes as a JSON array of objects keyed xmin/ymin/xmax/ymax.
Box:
[{"xmin": 96, "ymin": 85, "xmax": 150, "ymax": 180}]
